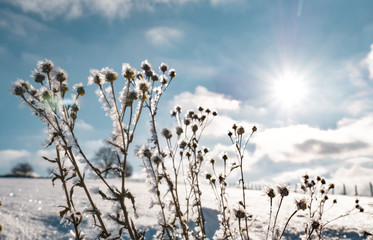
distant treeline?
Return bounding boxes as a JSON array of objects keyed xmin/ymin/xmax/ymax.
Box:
[{"xmin": 240, "ymin": 182, "xmax": 373, "ymax": 197}]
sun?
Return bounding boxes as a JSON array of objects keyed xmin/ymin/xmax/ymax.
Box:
[{"xmin": 272, "ymin": 71, "xmax": 308, "ymax": 108}]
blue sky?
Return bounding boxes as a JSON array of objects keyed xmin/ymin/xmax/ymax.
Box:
[{"xmin": 1, "ymin": 0, "xmax": 373, "ymax": 194}]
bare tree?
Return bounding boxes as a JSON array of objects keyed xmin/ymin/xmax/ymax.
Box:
[
  {"xmin": 93, "ymin": 147, "xmax": 132, "ymax": 178},
  {"xmin": 11, "ymin": 162, "xmax": 34, "ymax": 177}
]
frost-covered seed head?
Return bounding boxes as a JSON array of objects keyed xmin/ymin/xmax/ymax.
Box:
[
  {"xmin": 187, "ymin": 110, "xmax": 194, "ymax": 118},
  {"xmin": 184, "ymin": 119, "xmax": 191, "ymax": 126},
  {"xmin": 37, "ymin": 59, "xmax": 54, "ymax": 74},
  {"xmin": 162, "ymin": 128, "xmax": 172, "ymax": 139},
  {"xmin": 39, "ymin": 88, "xmax": 51, "ymax": 100},
  {"xmin": 179, "ymin": 140, "xmax": 187, "ymax": 149},
  {"xmin": 237, "ymin": 126, "xmax": 245, "ymax": 135},
  {"xmin": 73, "ymin": 83, "xmax": 85, "ymax": 96},
  {"xmin": 136, "ymin": 73, "xmax": 144, "ymax": 80},
  {"xmin": 159, "ymin": 63, "xmax": 168, "ymax": 72},
  {"xmin": 128, "ymin": 90, "xmax": 138, "ymax": 101},
  {"xmin": 101, "ymin": 67, "xmax": 118, "ymax": 83},
  {"xmin": 176, "ymin": 126, "xmax": 183, "ymax": 136},
  {"xmin": 151, "ymin": 73, "xmax": 159, "ymax": 82},
  {"xmin": 197, "ymin": 152, "xmax": 204, "ymax": 162},
  {"xmin": 145, "ymin": 70, "xmax": 153, "ymax": 78},
  {"xmin": 266, "ymin": 187, "xmax": 276, "ymax": 199},
  {"xmin": 12, "ymin": 80, "xmax": 28, "ymax": 96},
  {"xmin": 122, "ymin": 63, "xmax": 136, "ymax": 80},
  {"xmin": 252, "ymin": 126, "xmax": 257, "ymax": 132},
  {"xmin": 220, "ymin": 152, "xmax": 228, "ymax": 161},
  {"xmin": 191, "ymin": 124, "xmax": 198, "ymax": 132},
  {"xmin": 141, "ymin": 60, "xmax": 152, "ymax": 71},
  {"xmin": 169, "ymin": 69, "xmax": 176, "ymax": 79},
  {"xmin": 29, "ymin": 87, "xmax": 38, "ymax": 96},
  {"xmin": 233, "ymin": 205, "xmax": 248, "ymax": 219},
  {"xmin": 88, "ymin": 69, "xmax": 104, "ymax": 85},
  {"xmin": 228, "ymin": 131, "xmax": 233, "ymax": 137},
  {"xmin": 136, "ymin": 79, "xmax": 150, "ymax": 92},
  {"xmin": 218, "ymin": 174, "xmax": 224, "ymax": 184},
  {"xmin": 54, "ymin": 68, "xmax": 67, "ymax": 83},
  {"xmin": 321, "ymin": 178, "xmax": 326, "ymax": 185},
  {"xmin": 71, "ymin": 104, "xmax": 79, "ymax": 112},
  {"xmin": 329, "ymin": 183, "xmax": 335, "ymax": 189},
  {"xmin": 31, "ymin": 70, "xmax": 45, "ymax": 83},
  {"xmin": 210, "ymin": 158, "xmax": 215, "ymax": 164},
  {"xmin": 295, "ymin": 198, "xmax": 307, "ymax": 211},
  {"xmin": 60, "ymin": 84, "xmax": 68, "ymax": 93},
  {"xmin": 151, "ymin": 155, "xmax": 162, "ymax": 165},
  {"xmin": 205, "ymin": 173, "xmax": 212, "ymax": 180},
  {"xmin": 135, "ymin": 145, "xmax": 153, "ymax": 159},
  {"xmin": 203, "ymin": 147, "xmax": 209, "ymax": 153},
  {"xmin": 175, "ymin": 105, "xmax": 182, "ymax": 113},
  {"xmin": 160, "ymin": 75, "xmax": 167, "ymax": 85},
  {"xmin": 311, "ymin": 220, "xmax": 320, "ymax": 230},
  {"xmin": 277, "ymin": 185, "xmax": 289, "ymax": 197},
  {"xmin": 170, "ymin": 110, "xmax": 177, "ymax": 117}
]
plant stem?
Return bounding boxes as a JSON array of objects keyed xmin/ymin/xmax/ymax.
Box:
[
  {"xmin": 278, "ymin": 210, "xmax": 297, "ymax": 240},
  {"xmin": 265, "ymin": 198, "xmax": 273, "ymax": 240},
  {"xmin": 272, "ymin": 196, "xmax": 284, "ymax": 237}
]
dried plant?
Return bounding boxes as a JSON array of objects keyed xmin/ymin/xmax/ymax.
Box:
[{"xmin": 12, "ymin": 60, "xmax": 367, "ymax": 240}]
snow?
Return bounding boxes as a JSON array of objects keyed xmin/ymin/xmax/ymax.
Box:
[{"xmin": 0, "ymin": 178, "xmax": 372, "ymax": 239}]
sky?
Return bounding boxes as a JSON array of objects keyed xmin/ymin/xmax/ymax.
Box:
[{"xmin": 1, "ymin": 0, "xmax": 373, "ymax": 194}]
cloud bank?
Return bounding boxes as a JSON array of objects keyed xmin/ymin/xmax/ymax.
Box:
[{"xmin": 3, "ymin": 0, "xmax": 241, "ymax": 20}]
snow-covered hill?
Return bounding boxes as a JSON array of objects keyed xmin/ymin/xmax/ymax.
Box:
[{"xmin": 0, "ymin": 178, "xmax": 372, "ymax": 239}]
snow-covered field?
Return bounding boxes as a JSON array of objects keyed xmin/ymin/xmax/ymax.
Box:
[{"xmin": 0, "ymin": 178, "xmax": 372, "ymax": 240}]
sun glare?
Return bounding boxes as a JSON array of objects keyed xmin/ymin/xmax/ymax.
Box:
[{"xmin": 272, "ymin": 71, "xmax": 308, "ymax": 108}]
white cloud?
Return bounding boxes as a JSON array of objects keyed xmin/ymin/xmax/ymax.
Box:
[
  {"xmin": 168, "ymin": 85, "xmax": 373, "ymax": 190},
  {"xmin": 363, "ymin": 43, "xmax": 373, "ymax": 79},
  {"xmin": 0, "ymin": 149, "xmax": 54, "ymax": 176},
  {"xmin": 0, "ymin": 10, "xmax": 48, "ymax": 37},
  {"xmin": 3, "ymin": 0, "xmax": 245, "ymax": 21},
  {"xmin": 75, "ymin": 119, "xmax": 94, "ymax": 131},
  {"xmin": 0, "ymin": 45, "xmax": 6, "ymax": 55},
  {"xmin": 145, "ymin": 27, "xmax": 183, "ymax": 47},
  {"xmin": 210, "ymin": 0, "xmax": 241, "ymax": 6},
  {"xmin": 81, "ymin": 139, "xmax": 105, "ymax": 157},
  {"xmin": 86, "ymin": 0, "xmax": 133, "ymax": 20},
  {"xmin": 154, "ymin": 0, "xmax": 198, "ymax": 3},
  {"xmin": 271, "ymin": 167, "xmax": 328, "ymax": 184},
  {"xmin": 171, "ymin": 86, "xmax": 241, "ymax": 112},
  {"xmin": 5, "ymin": 0, "xmax": 133, "ymax": 20},
  {"xmin": 331, "ymin": 165, "xmax": 373, "ymax": 196},
  {"xmin": 0, "ymin": 149, "xmax": 31, "ymax": 161},
  {"xmin": 21, "ymin": 52, "xmax": 41, "ymax": 64},
  {"xmin": 252, "ymin": 115, "xmax": 373, "ymax": 164},
  {"xmin": 344, "ymin": 98, "xmax": 373, "ymax": 116}
]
